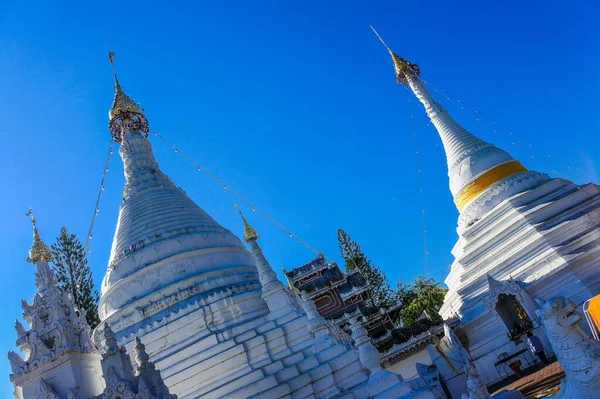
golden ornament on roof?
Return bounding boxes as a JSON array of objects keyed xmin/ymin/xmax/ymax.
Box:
[
  {"xmin": 109, "ymin": 77, "xmax": 144, "ymax": 121},
  {"xmin": 107, "ymin": 50, "xmax": 149, "ymax": 143},
  {"xmin": 25, "ymin": 207, "xmax": 52, "ymax": 264},
  {"xmin": 370, "ymin": 25, "xmax": 420, "ymax": 85},
  {"xmin": 237, "ymin": 206, "xmax": 259, "ymax": 243}
]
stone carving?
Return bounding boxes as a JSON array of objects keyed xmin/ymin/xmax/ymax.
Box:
[
  {"xmin": 99, "ymin": 366, "xmax": 137, "ymax": 399},
  {"xmin": 461, "ymin": 359, "xmax": 491, "ymax": 399},
  {"xmin": 484, "ymin": 275, "xmax": 522, "ymax": 310},
  {"xmin": 133, "ymin": 337, "xmax": 177, "ymax": 399},
  {"xmin": 9, "ymin": 259, "xmax": 95, "ymax": 382},
  {"xmin": 435, "ymin": 323, "xmax": 490, "ymax": 399},
  {"xmin": 537, "ymin": 295, "xmax": 600, "ymax": 399},
  {"xmin": 95, "ymin": 327, "xmax": 177, "ymax": 399},
  {"xmin": 348, "ymin": 316, "xmax": 417, "ymax": 398},
  {"xmin": 8, "ymin": 351, "xmax": 27, "ymax": 376},
  {"xmin": 37, "ymin": 378, "xmax": 60, "ymax": 399},
  {"xmin": 443, "ymin": 323, "xmax": 470, "ymax": 363}
]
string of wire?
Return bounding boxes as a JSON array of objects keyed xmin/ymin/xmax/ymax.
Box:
[
  {"xmin": 420, "ymin": 77, "xmax": 597, "ymax": 184},
  {"xmin": 84, "ymin": 139, "xmax": 114, "ymax": 254},
  {"xmin": 403, "ymin": 86, "xmax": 430, "ymax": 274},
  {"xmin": 150, "ymin": 129, "xmax": 320, "ymax": 254}
]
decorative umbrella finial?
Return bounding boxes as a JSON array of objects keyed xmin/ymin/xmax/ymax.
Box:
[
  {"xmin": 106, "ymin": 49, "xmax": 149, "ymax": 142},
  {"xmin": 370, "ymin": 25, "xmax": 420, "ymax": 85},
  {"xmin": 25, "ymin": 207, "xmax": 52, "ymax": 264},
  {"xmin": 235, "ymin": 204, "xmax": 259, "ymax": 243}
]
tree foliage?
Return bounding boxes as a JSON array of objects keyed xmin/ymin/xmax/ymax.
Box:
[
  {"xmin": 336, "ymin": 229, "xmax": 396, "ymax": 308},
  {"xmin": 336, "ymin": 228, "xmax": 447, "ymax": 326},
  {"xmin": 395, "ymin": 275, "xmax": 448, "ymax": 326},
  {"xmin": 50, "ymin": 226, "xmax": 100, "ymax": 329}
]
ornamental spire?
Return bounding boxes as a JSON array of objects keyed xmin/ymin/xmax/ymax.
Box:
[
  {"xmin": 371, "ymin": 27, "xmax": 531, "ymax": 213},
  {"xmin": 236, "ymin": 205, "xmax": 259, "ymax": 243},
  {"xmin": 25, "ymin": 207, "xmax": 52, "ymax": 264},
  {"xmin": 370, "ymin": 25, "xmax": 420, "ymax": 85},
  {"xmin": 107, "ymin": 50, "xmax": 149, "ymax": 143}
]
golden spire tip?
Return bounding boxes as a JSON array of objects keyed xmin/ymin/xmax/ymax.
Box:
[
  {"xmin": 235, "ymin": 204, "xmax": 259, "ymax": 243},
  {"xmin": 369, "ymin": 26, "xmax": 421, "ymax": 85},
  {"xmin": 25, "ymin": 207, "xmax": 52, "ymax": 264}
]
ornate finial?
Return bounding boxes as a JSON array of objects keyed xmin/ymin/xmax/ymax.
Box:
[
  {"xmin": 370, "ymin": 25, "xmax": 420, "ymax": 85},
  {"xmin": 134, "ymin": 336, "xmax": 153, "ymax": 371},
  {"xmin": 26, "ymin": 207, "xmax": 52, "ymax": 264},
  {"xmin": 235, "ymin": 204, "xmax": 259, "ymax": 243},
  {"xmin": 107, "ymin": 49, "xmax": 149, "ymax": 143},
  {"xmin": 103, "ymin": 323, "xmax": 119, "ymax": 355}
]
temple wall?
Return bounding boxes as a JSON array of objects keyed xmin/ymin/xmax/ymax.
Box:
[{"xmin": 386, "ymin": 348, "xmax": 433, "ymax": 380}]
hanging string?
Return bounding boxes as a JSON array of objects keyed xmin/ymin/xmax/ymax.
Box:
[
  {"xmin": 403, "ymin": 86, "xmax": 430, "ymax": 274},
  {"xmin": 420, "ymin": 78, "xmax": 597, "ymax": 185},
  {"xmin": 422, "ymin": 78, "xmax": 563, "ymax": 177},
  {"xmin": 84, "ymin": 139, "xmax": 114, "ymax": 254},
  {"xmin": 150, "ymin": 130, "xmax": 320, "ymax": 255}
]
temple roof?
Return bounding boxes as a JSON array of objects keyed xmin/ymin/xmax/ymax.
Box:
[{"xmin": 285, "ymin": 254, "xmax": 329, "ymax": 281}]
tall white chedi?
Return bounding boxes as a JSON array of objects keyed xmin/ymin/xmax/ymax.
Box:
[
  {"xmin": 98, "ymin": 55, "xmax": 429, "ymax": 399},
  {"xmin": 376, "ymin": 30, "xmax": 600, "ymax": 386}
]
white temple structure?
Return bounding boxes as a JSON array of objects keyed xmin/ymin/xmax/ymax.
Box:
[
  {"xmin": 9, "ymin": 211, "xmax": 177, "ymax": 399},
  {"xmin": 377, "ymin": 36, "xmax": 600, "ymax": 385},
  {"xmin": 6, "ymin": 55, "xmax": 440, "ymax": 398},
  {"xmin": 9, "ymin": 31, "xmax": 600, "ymax": 397}
]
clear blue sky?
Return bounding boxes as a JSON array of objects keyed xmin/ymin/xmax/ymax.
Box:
[{"xmin": 1, "ymin": 0, "xmax": 598, "ymax": 394}]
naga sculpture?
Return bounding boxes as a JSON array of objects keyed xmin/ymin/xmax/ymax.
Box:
[{"xmin": 537, "ymin": 295, "xmax": 600, "ymax": 399}]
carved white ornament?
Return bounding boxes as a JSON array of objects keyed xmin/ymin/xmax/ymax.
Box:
[
  {"xmin": 461, "ymin": 359, "xmax": 491, "ymax": 399},
  {"xmin": 484, "ymin": 275, "xmax": 523, "ymax": 310},
  {"xmin": 538, "ymin": 295, "xmax": 600, "ymax": 399},
  {"xmin": 9, "ymin": 261, "xmax": 94, "ymax": 382}
]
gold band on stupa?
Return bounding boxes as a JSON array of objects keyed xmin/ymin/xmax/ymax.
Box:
[{"xmin": 454, "ymin": 161, "xmax": 527, "ymax": 211}]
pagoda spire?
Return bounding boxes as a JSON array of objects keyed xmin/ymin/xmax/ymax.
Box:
[
  {"xmin": 238, "ymin": 207, "xmax": 260, "ymax": 243},
  {"xmin": 25, "ymin": 207, "xmax": 52, "ymax": 264},
  {"xmin": 237, "ymin": 207, "xmax": 303, "ymax": 315},
  {"xmin": 236, "ymin": 207, "xmax": 278, "ymax": 288},
  {"xmin": 107, "ymin": 50, "xmax": 149, "ymax": 143},
  {"xmin": 371, "ymin": 27, "xmax": 546, "ymax": 215},
  {"xmin": 25, "ymin": 209, "xmax": 58, "ymax": 293}
]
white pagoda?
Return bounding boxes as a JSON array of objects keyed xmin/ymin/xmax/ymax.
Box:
[
  {"xmin": 378, "ymin": 37, "xmax": 600, "ymax": 385},
  {"xmin": 92, "ymin": 59, "xmax": 431, "ymax": 399},
  {"xmin": 8, "ymin": 54, "xmax": 441, "ymax": 398}
]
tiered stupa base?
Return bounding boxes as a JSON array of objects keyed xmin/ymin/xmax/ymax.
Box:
[{"xmin": 441, "ymin": 179, "xmax": 600, "ymax": 384}]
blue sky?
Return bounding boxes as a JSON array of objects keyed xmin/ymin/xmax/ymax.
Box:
[{"xmin": 1, "ymin": 0, "xmax": 598, "ymax": 394}]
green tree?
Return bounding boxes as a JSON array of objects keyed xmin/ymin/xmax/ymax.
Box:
[
  {"xmin": 395, "ymin": 275, "xmax": 447, "ymax": 326},
  {"xmin": 50, "ymin": 226, "xmax": 100, "ymax": 329},
  {"xmin": 336, "ymin": 229, "xmax": 395, "ymax": 308}
]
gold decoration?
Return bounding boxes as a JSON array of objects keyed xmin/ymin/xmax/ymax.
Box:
[
  {"xmin": 236, "ymin": 205, "xmax": 259, "ymax": 243},
  {"xmin": 107, "ymin": 50, "xmax": 149, "ymax": 142},
  {"xmin": 25, "ymin": 207, "xmax": 52, "ymax": 264},
  {"xmin": 454, "ymin": 161, "xmax": 528, "ymax": 211},
  {"xmin": 370, "ymin": 25, "xmax": 420, "ymax": 85},
  {"xmin": 109, "ymin": 76, "xmax": 144, "ymax": 121}
]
